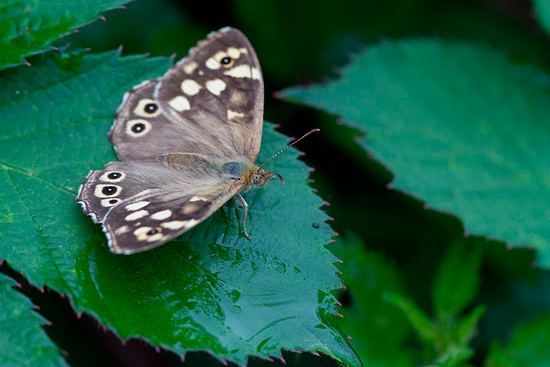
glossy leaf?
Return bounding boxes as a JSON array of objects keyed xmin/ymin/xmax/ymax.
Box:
[
  {"xmin": 0, "ymin": 0, "xmax": 128, "ymax": 70},
  {"xmin": 0, "ymin": 273, "xmax": 68, "ymax": 367},
  {"xmin": 0, "ymin": 50, "xmax": 359, "ymax": 366},
  {"xmin": 280, "ymin": 39, "xmax": 550, "ymax": 268}
]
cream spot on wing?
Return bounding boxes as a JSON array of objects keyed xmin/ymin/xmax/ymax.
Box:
[
  {"xmin": 126, "ymin": 119, "xmax": 151, "ymax": 137},
  {"xmin": 181, "ymin": 204, "xmax": 201, "ymax": 215},
  {"xmin": 125, "ymin": 210, "xmax": 149, "ymax": 221},
  {"xmin": 161, "ymin": 219, "xmax": 199, "ymax": 230},
  {"xmin": 151, "ymin": 209, "xmax": 172, "ymax": 220},
  {"xmin": 190, "ymin": 196, "xmax": 208, "ymax": 202},
  {"xmin": 238, "ymin": 47, "xmax": 248, "ymax": 54},
  {"xmin": 230, "ymin": 90, "xmax": 246, "ymax": 105},
  {"xmin": 205, "ymin": 79, "xmax": 226, "ymax": 96},
  {"xmin": 228, "ymin": 110, "xmax": 245, "ymax": 120},
  {"xmin": 94, "ymin": 184, "xmax": 121, "ymax": 198},
  {"xmin": 134, "ymin": 226, "xmax": 152, "ymax": 241},
  {"xmin": 136, "ymin": 189, "xmax": 152, "ymax": 197},
  {"xmin": 205, "ymin": 57, "xmax": 220, "ymax": 70},
  {"xmin": 133, "ymin": 98, "xmax": 161, "ymax": 117},
  {"xmin": 168, "ymin": 95, "xmax": 191, "ymax": 111},
  {"xmin": 146, "ymin": 232, "xmax": 165, "ymax": 242},
  {"xmin": 180, "ymin": 79, "xmax": 201, "ymax": 96},
  {"xmin": 224, "ymin": 64, "xmax": 252, "ymax": 79},
  {"xmin": 99, "ymin": 171, "xmax": 126, "ymax": 182},
  {"xmin": 182, "ymin": 61, "xmax": 198, "ymax": 74},
  {"xmin": 251, "ymin": 67, "xmax": 261, "ymax": 80},
  {"xmin": 101, "ymin": 198, "xmax": 120, "ymax": 207},
  {"xmin": 115, "ymin": 225, "xmax": 129, "ymax": 235},
  {"xmin": 226, "ymin": 47, "xmax": 241, "ymax": 59},
  {"xmin": 125, "ymin": 201, "xmax": 150, "ymax": 211}
]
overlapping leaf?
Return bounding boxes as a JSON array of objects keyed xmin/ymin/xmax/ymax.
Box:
[
  {"xmin": 281, "ymin": 39, "xmax": 550, "ymax": 267},
  {"xmin": 0, "ymin": 0, "xmax": 128, "ymax": 70},
  {"xmin": 0, "ymin": 273, "xmax": 68, "ymax": 367},
  {"xmin": 0, "ymin": 51, "xmax": 359, "ymax": 366}
]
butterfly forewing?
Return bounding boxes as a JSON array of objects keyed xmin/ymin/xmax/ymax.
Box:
[{"xmin": 109, "ymin": 80, "xmax": 184, "ymax": 161}]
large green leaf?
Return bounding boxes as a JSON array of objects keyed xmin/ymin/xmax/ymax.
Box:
[
  {"xmin": 280, "ymin": 39, "xmax": 550, "ymax": 268},
  {"xmin": 0, "ymin": 0, "xmax": 128, "ymax": 71},
  {"xmin": 0, "ymin": 51, "xmax": 360, "ymax": 366},
  {"xmin": 0, "ymin": 272, "xmax": 68, "ymax": 367}
]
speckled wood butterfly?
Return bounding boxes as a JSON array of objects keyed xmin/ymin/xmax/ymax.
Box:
[{"xmin": 77, "ymin": 27, "xmax": 316, "ymax": 254}]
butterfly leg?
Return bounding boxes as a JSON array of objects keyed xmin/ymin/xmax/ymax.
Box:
[{"xmin": 235, "ymin": 193, "xmax": 252, "ymax": 240}]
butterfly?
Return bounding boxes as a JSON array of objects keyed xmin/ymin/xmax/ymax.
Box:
[{"xmin": 77, "ymin": 27, "xmax": 309, "ymax": 254}]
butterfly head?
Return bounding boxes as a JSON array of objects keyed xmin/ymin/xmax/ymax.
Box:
[{"xmin": 253, "ymin": 167, "xmax": 284, "ymax": 187}]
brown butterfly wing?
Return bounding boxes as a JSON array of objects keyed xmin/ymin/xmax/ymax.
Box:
[
  {"xmin": 109, "ymin": 27, "xmax": 264, "ymax": 163},
  {"xmin": 77, "ymin": 158, "xmax": 246, "ymax": 253}
]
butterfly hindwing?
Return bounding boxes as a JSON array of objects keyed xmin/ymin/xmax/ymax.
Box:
[
  {"xmin": 102, "ymin": 180, "xmax": 243, "ymax": 253},
  {"xmin": 78, "ymin": 156, "xmax": 247, "ymax": 253}
]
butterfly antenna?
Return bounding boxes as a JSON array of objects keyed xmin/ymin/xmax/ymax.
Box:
[{"xmin": 259, "ymin": 129, "xmax": 320, "ymax": 169}]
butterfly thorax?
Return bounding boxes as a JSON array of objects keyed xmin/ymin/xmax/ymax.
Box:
[{"xmin": 219, "ymin": 160, "xmax": 276, "ymax": 191}]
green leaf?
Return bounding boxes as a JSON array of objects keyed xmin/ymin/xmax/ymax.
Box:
[
  {"xmin": 0, "ymin": 0, "xmax": 129, "ymax": 71},
  {"xmin": 384, "ymin": 240, "xmax": 486, "ymax": 366},
  {"xmin": 384, "ymin": 291, "xmax": 436, "ymax": 344},
  {"xmin": 0, "ymin": 272, "xmax": 68, "ymax": 367},
  {"xmin": 484, "ymin": 312, "xmax": 550, "ymax": 367},
  {"xmin": 333, "ymin": 233, "xmax": 416, "ymax": 367},
  {"xmin": 456, "ymin": 304, "xmax": 487, "ymax": 346},
  {"xmin": 0, "ymin": 51, "xmax": 360, "ymax": 366},
  {"xmin": 280, "ymin": 39, "xmax": 550, "ymax": 268},
  {"xmin": 432, "ymin": 241, "xmax": 482, "ymax": 316},
  {"xmin": 532, "ymin": 0, "xmax": 550, "ymax": 36}
]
